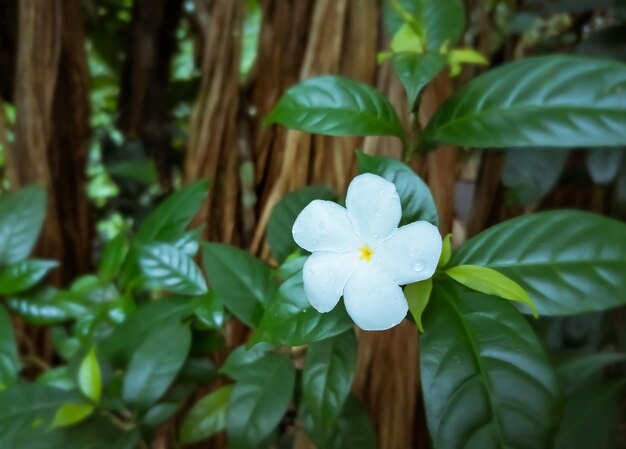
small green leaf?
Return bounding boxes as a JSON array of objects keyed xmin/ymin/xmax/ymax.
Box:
[
  {"xmin": 356, "ymin": 151, "xmax": 438, "ymax": 226},
  {"xmin": 180, "ymin": 385, "xmax": 233, "ymax": 444},
  {"xmin": 220, "ymin": 343, "xmax": 274, "ymax": 381},
  {"xmin": 438, "ymin": 234, "xmax": 452, "ymax": 268},
  {"xmin": 267, "ymin": 186, "xmax": 335, "ymax": 263},
  {"xmin": 49, "ymin": 403, "xmax": 94, "ymax": 429},
  {"xmin": 404, "ymin": 278, "xmax": 432, "ymax": 332},
  {"xmin": 0, "ymin": 305, "xmax": 20, "ymax": 389},
  {"xmin": 392, "ymin": 52, "xmax": 446, "ymax": 110},
  {"xmin": 265, "ymin": 76, "xmax": 405, "ymax": 139},
  {"xmin": 98, "ymin": 234, "xmax": 129, "ymax": 282},
  {"xmin": 0, "ymin": 259, "xmax": 57, "ymax": 296},
  {"xmin": 137, "ymin": 243, "xmax": 207, "ymax": 296},
  {"xmin": 202, "ymin": 243, "xmax": 276, "ymax": 327},
  {"xmin": 446, "ymin": 264, "xmax": 538, "ymax": 317},
  {"xmin": 143, "ymin": 402, "xmax": 181, "ymax": 427},
  {"xmin": 7, "ymin": 288, "xmax": 72, "ymax": 325},
  {"xmin": 36, "ymin": 367, "xmax": 74, "ymax": 391},
  {"xmin": 391, "ymin": 23, "xmax": 424, "ymax": 53},
  {"xmin": 78, "ymin": 347, "xmax": 101, "ymax": 403},
  {"xmin": 303, "ymin": 332, "xmax": 357, "ymax": 442}
]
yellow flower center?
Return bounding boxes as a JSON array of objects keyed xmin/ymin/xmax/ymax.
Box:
[{"xmin": 359, "ymin": 245, "xmax": 374, "ymax": 262}]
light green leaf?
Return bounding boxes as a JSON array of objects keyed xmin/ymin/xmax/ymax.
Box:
[
  {"xmin": 267, "ymin": 186, "xmax": 335, "ymax": 263},
  {"xmin": 49, "ymin": 403, "xmax": 94, "ymax": 429},
  {"xmin": 202, "ymin": 243, "xmax": 276, "ymax": 327},
  {"xmin": 265, "ymin": 76, "xmax": 405, "ymax": 139},
  {"xmin": 0, "ymin": 186, "xmax": 46, "ymax": 265},
  {"xmin": 122, "ymin": 322, "xmax": 192, "ymax": 408},
  {"xmin": 586, "ymin": 148, "xmax": 624, "ymax": 185},
  {"xmin": 446, "ymin": 264, "xmax": 538, "ymax": 317},
  {"xmin": 447, "ymin": 48, "xmax": 488, "ymax": 76},
  {"xmin": 392, "ymin": 52, "xmax": 447, "ymax": 110},
  {"xmin": 173, "ymin": 229, "xmax": 202, "ymax": 257},
  {"xmin": 424, "ymin": 56, "xmax": 626, "ymax": 148},
  {"xmin": 137, "ymin": 243, "xmax": 207, "ymax": 296},
  {"xmin": 303, "ymin": 331, "xmax": 357, "ymax": 442},
  {"xmin": 391, "ymin": 23, "xmax": 424, "ymax": 53},
  {"xmin": 438, "ymin": 234, "xmax": 452, "ymax": 268},
  {"xmin": 78, "ymin": 347, "xmax": 101, "ymax": 403},
  {"xmin": 0, "ymin": 259, "xmax": 57, "ymax": 296},
  {"xmin": 180, "ymin": 385, "xmax": 233, "ymax": 444},
  {"xmin": 404, "ymin": 278, "xmax": 432, "ymax": 332},
  {"xmin": 356, "ymin": 151, "xmax": 438, "ymax": 226},
  {"xmin": 227, "ymin": 353, "xmax": 295, "ymax": 449},
  {"xmin": 7, "ymin": 287, "xmax": 72, "ymax": 325},
  {"xmin": 420, "ymin": 280, "xmax": 560, "ymax": 449},
  {"xmin": 0, "ymin": 305, "xmax": 20, "ymax": 389},
  {"xmin": 450, "ymin": 210, "xmax": 626, "ymax": 315}
]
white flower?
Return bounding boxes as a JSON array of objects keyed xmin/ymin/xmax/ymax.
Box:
[{"xmin": 292, "ymin": 173, "xmax": 442, "ymax": 331}]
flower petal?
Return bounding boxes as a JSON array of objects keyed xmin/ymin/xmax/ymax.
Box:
[
  {"xmin": 292, "ymin": 200, "xmax": 361, "ymax": 253},
  {"xmin": 346, "ymin": 173, "xmax": 402, "ymax": 241},
  {"xmin": 303, "ymin": 252, "xmax": 359, "ymax": 313},
  {"xmin": 376, "ymin": 221, "xmax": 442, "ymax": 285},
  {"xmin": 343, "ymin": 264, "xmax": 408, "ymax": 331}
]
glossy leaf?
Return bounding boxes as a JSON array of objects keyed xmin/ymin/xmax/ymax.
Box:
[
  {"xmin": 267, "ymin": 186, "xmax": 335, "ymax": 262},
  {"xmin": 420, "ymin": 281, "xmax": 560, "ymax": 449},
  {"xmin": 502, "ymin": 148, "xmax": 569, "ymax": 205},
  {"xmin": 265, "ymin": 76, "xmax": 404, "ymax": 139},
  {"xmin": 173, "ymin": 229, "xmax": 202, "ymax": 257},
  {"xmin": 356, "ymin": 151, "xmax": 439, "ymax": 226},
  {"xmin": 251, "ymin": 270, "xmax": 353, "ymax": 346},
  {"xmin": 303, "ymin": 331, "xmax": 357, "ymax": 441},
  {"xmin": 202, "ymin": 243, "xmax": 276, "ymax": 327},
  {"xmin": 438, "ymin": 234, "xmax": 452, "ymax": 268},
  {"xmin": 122, "ymin": 322, "xmax": 192, "ymax": 408},
  {"xmin": 405, "ymin": 278, "xmax": 432, "ymax": 332},
  {"xmin": 98, "ymin": 234, "xmax": 128, "ymax": 282},
  {"xmin": 49, "ymin": 403, "xmax": 94, "ymax": 429},
  {"xmin": 424, "ymin": 56, "xmax": 626, "ymax": 148},
  {"xmin": 137, "ymin": 243, "xmax": 207, "ymax": 295},
  {"xmin": 78, "ymin": 347, "xmax": 101, "ymax": 403},
  {"xmin": 220, "ymin": 343, "xmax": 274, "ymax": 381},
  {"xmin": 446, "ymin": 265, "xmax": 538, "ymax": 317},
  {"xmin": 180, "ymin": 385, "xmax": 233, "ymax": 444},
  {"xmin": 0, "ymin": 259, "xmax": 57, "ymax": 296},
  {"xmin": 0, "ymin": 186, "xmax": 46, "ymax": 265},
  {"xmin": 0, "ymin": 305, "xmax": 20, "ymax": 389},
  {"xmin": 586, "ymin": 148, "xmax": 623, "ymax": 185},
  {"xmin": 227, "ymin": 353, "xmax": 295, "ymax": 449},
  {"xmin": 392, "ymin": 52, "xmax": 446, "ymax": 110},
  {"xmin": 450, "ymin": 210, "xmax": 626, "ymax": 315},
  {"xmin": 7, "ymin": 288, "xmax": 72, "ymax": 325}
]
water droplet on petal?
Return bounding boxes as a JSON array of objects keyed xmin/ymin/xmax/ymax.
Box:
[
  {"xmin": 373, "ymin": 233, "xmax": 379, "ymax": 239},
  {"xmin": 412, "ymin": 260, "xmax": 425, "ymax": 272}
]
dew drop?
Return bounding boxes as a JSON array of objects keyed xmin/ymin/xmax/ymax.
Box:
[
  {"xmin": 412, "ymin": 260, "xmax": 425, "ymax": 272},
  {"xmin": 373, "ymin": 233, "xmax": 379, "ymax": 239}
]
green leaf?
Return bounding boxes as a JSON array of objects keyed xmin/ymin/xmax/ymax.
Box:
[
  {"xmin": 392, "ymin": 52, "xmax": 447, "ymax": 110},
  {"xmin": 36, "ymin": 367, "xmax": 74, "ymax": 391},
  {"xmin": 180, "ymin": 385, "xmax": 233, "ymax": 444},
  {"xmin": 554, "ymin": 380, "xmax": 625, "ymax": 449},
  {"xmin": 265, "ymin": 76, "xmax": 405, "ymax": 139},
  {"xmin": 77, "ymin": 347, "xmax": 101, "ymax": 403},
  {"xmin": 137, "ymin": 243, "xmax": 207, "ymax": 296},
  {"xmin": 173, "ymin": 229, "xmax": 202, "ymax": 257},
  {"xmin": 420, "ymin": 280, "xmax": 560, "ymax": 449},
  {"xmin": 446, "ymin": 265, "xmax": 538, "ymax": 317},
  {"xmin": 424, "ymin": 56, "xmax": 626, "ymax": 148},
  {"xmin": 0, "ymin": 259, "xmax": 57, "ymax": 296},
  {"xmin": 502, "ymin": 148, "xmax": 569, "ymax": 205},
  {"xmin": 356, "ymin": 151, "xmax": 438, "ymax": 226},
  {"xmin": 202, "ymin": 243, "xmax": 276, "ymax": 327},
  {"xmin": 251, "ymin": 270, "xmax": 353, "ymax": 346},
  {"xmin": 302, "ymin": 331, "xmax": 357, "ymax": 442},
  {"xmin": 0, "ymin": 305, "xmax": 20, "ymax": 389},
  {"xmin": 227, "ymin": 353, "xmax": 295, "ymax": 449},
  {"xmin": 450, "ymin": 210, "xmax": 626, "ymax": 315},
  {"xmin": 0, "ymin": 186, "xmax": 46, "ymax": 265},
  {"xmin": 49, "ymin": 403, "xmax": 94, "ymax": 429},
  {"xmin": 267, "ymin": 186, "xmax": 335, "ymax": 262},
  {"xmin": 438, "ymin": 234, "xmax": 452, "ymax": 268},
  {"xmin": 98, "ymin": 234, "xmax": 129, "ymax": 282},
  {"xmin": 404, "ymin": 278, "xmax": 432, "ymax": 332},
  {"xmin": 586, "ymin": 148, "xmax": 624, "ymax": 185},
  {"xmin": 143, "ymin": 402, "xmax": 181, "ymax": 427},
  {"xmin": 220, "ymin": 343, "xmax": 274, "ymax": 381},
  {"xmin": 7, "ymin": 288, "xmax": 72, "ymax": 325},
  {"xmin": 122, "ymin": 322, "xmax": 192, "ymax": 408},
  {"xmin": 557, "ymin": 352, "xmax": 626, "ymax": 393},
  {"xmin": 136, "ymin": 180, "xmax": 209, "ymax": 242},
  {"xmin": 194, "ymin": 292, "xmax": 225, "ymax": 330}
]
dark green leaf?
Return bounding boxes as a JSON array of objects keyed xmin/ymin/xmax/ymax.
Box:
[
  {"xmin": 137, "ymin": 243, "xmax": 207, "ymax": 295},
  {"xmin": 420, "ymin": 281, "xmax": 560, "ymax": 449},
  {"xmin": 180, "ymin": 385, "xmax": 233, "ymax": 444},
  {"xmin": 202, "ymin": 243, "xmax": 276, "ymax": 327},
  {"xmin": 251, "ymin": 270, "xmax": 353, "ymax": 346},
  {"xmin": 143, "ymin": 402, "xmax": 181, "ymax": 427},
  {"xmin": 303, "ymin": 332, "xmax": 357, "ymax": 441},
  {"xmin": 450, "ymin": 210, "xmax": 626, "ymax": 315},
  {"xmin": 0, "ymin": 305, "xmax": 20, "ymax": 389},
  {"xmin": 267, "ymin": 186, "xmax": 335, "ymax": 262},
  {"xmin": 424, "ymin": 56, "xmax": 626, "ymax": 148},
  {"xmin": 36, "ymin": 367, "xmax": 74, "ymax": 391},
  {"xmin": 0, "ymin": 259, "xmax": 57, "ymax": 296},
  {"xmin": 98, "ymin": 234, "xmax": 129, "ymax": 282},
  {"xmin": 122, "ymin": 322, "xmax": 192, "ymax": 408},
  {"xmin": 265, "ymin": 76, "xmax": 404, "ymax": 139},
  {"xmin": 357, "ymin": 151, "xmax": 438, "ymax": 226},
  {"xmin": 194, "ymin": 292, "xmax": 225, "ymax": 329},
  {"xmin": 586, "ymin": 148, "xmax": 623, "ymax": 185},
  {"xmin": 392, "ymin": 52, "xmax": 447, "ymax": 110},
  {"xmin": 0, "ymin": 186, "xmax": 46, "ymax": 265},
  {"xmin": 502, "ymin": 148, "xmax": 569, "ymax": 205},
  {"xmin": 227, "ymin": 353, "xmax": 295, "ymax": 449},
  {"xmin": 220, "ymin": 343, "xmax": 274, "ymax": 381},
  {"xmin": 7, "ymin": 289, "xmax": 71, "ymax": 325},
  {"xmin": 557, "ymin": 352, "xmax": 626, "ymax": 393}
]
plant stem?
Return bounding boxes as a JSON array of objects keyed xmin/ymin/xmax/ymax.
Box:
[{"xmin": 404, "ymin": 109, "xmax": 423, "ymax": 162}]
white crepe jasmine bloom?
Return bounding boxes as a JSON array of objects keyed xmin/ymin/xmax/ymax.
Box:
[{"xmin": 292, "ymin": 173, "xmax": 442, "ymax": 331}]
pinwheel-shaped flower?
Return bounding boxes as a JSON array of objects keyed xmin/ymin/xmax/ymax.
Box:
[{"xmin": 292, "ymin": 173, "xmax": 442, "ymax": 331}]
